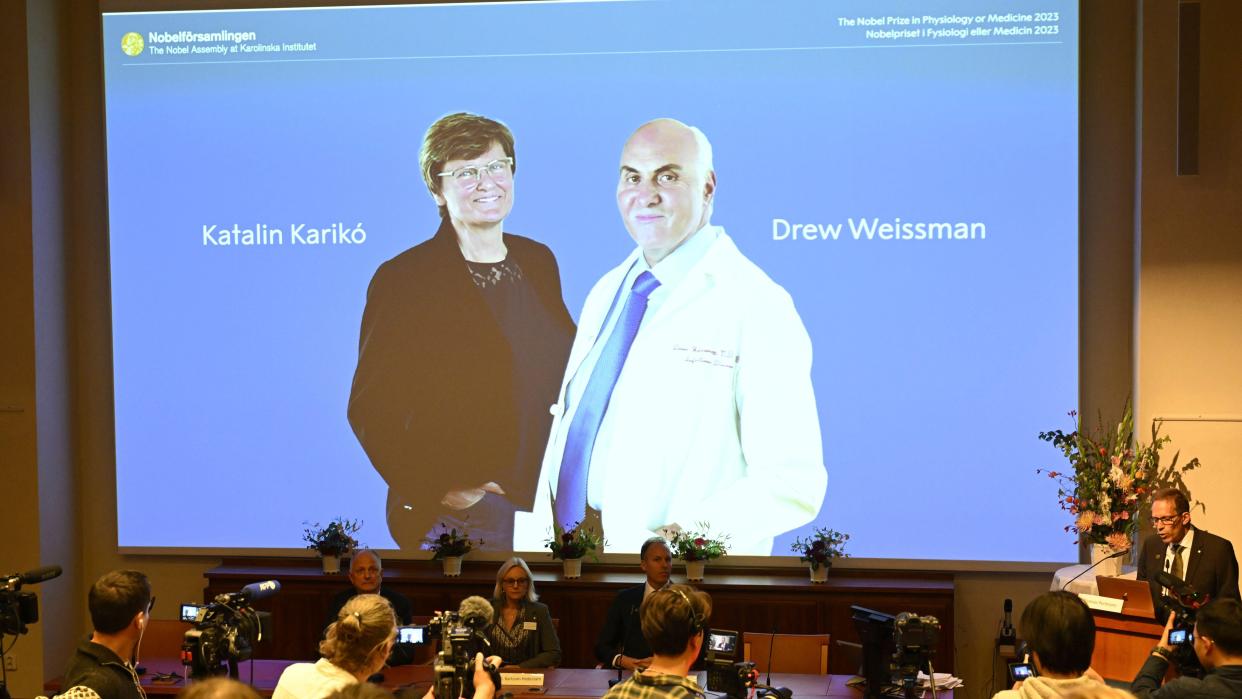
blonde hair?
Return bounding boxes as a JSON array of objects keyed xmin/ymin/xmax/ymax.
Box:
[
  {"xmin": 493, "ymin": 557, "xmax": 538, "ymax": 603},
  {"xmin": 180, "ymin": 678, "xmax": 261, "ymax": 699},
  {"xmin": 320, "ymin": 594, "xmax": 396, "ymax": 674}
]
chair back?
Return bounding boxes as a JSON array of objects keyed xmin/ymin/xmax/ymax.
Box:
[{"xmin": 742, "ymin": 632, "xmax": 831, "ymax": 675}]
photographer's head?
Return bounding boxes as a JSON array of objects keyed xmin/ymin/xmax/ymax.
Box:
[
  {"xmin": 321, "ymin": 594, "xmax": 397, "ymax": 680},
  {"xmin": 1019, "ymin": 591, "xmax": 1096, "ymax": 678},
  {"xmin": 640, "ymin": 584, "xmax": 712, "ymax": 670},
  {"xmin": 1193, "ymin": 599, "xmax": 1242, "ymax": 670},
  {"xmin": 86, "ymin": 569, "xmax": 153, "ymax": 664}
]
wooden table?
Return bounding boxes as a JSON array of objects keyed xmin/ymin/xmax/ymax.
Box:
[
  {"xmin": 46, "ymin": 660, "xmax": 954, "ymax": 698},
  {"xmin": 203, "ymin": 559, "xmax": 956, "ymax": 674}
]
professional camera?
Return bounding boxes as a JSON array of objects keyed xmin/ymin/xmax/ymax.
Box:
[
  {"xmin": 181, "ymin": 580, "xmax": 279, "ymax": 678},
  {"xmin": 1154, "ymin": 571, "xmax": 1206, "ymax": 678},
  {"xmin": 430, "ymin": 597, "xmax": 501, "ymax": 699},
  {"xmin": 704, "ymin": 629, "xmax": 756, "ymax": 699},
  {"xmin": 1, "ymin": 565, "xmax": 62, "ymax": 699},
  {"xmin": 890, "ymin": 613, "xmax": 940, "ymax": 698}
]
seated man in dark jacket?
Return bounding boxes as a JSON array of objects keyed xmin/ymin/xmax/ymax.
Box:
[
  {"xmin": 62, "ymin": 570, "xmax": 153, "ymax": 699},
  {"xmin": 595, "ymin": 537, "xmax": 672, "ymax": 670},
  {"xmin": 324, "ymin": 549, "xmax": 416, "ymax": 665},
  {"xmin": 1132, "ymin": 599, "xmax": 1242, "ymax": 699}
]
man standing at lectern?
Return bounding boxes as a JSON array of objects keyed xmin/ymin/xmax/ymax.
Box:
[
  {"xmin": 1137, "ymin": 488, "xmax": 1240, "ymax": 621},
  {"xmin": 513, "ymin": 118, "xmax": 826, "ymax": 554}
]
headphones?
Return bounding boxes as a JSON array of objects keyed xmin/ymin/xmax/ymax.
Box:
[{"xmin": 672, "ymin": 588, "xmax": 705, "ymax": 634}]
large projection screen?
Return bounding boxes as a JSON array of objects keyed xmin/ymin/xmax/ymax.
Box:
[{"xmin": 102, "ymin": 0, "xmax": 1079, "ymax": 561}]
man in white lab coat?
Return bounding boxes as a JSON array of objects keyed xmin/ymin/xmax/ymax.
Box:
[{"xmin": 513, "ymin": 119, "xmax": 826, "ymax": 555}]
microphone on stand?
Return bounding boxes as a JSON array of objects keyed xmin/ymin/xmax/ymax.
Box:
[{"xmin": 1060, "ymin": 548, "xmax": 1130, "ymax": 591}]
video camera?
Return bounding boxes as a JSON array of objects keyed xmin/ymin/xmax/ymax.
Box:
[
  {"xmin": 430, "ymin": 597, "xmax": 501, "ymax": 699},
  {"xmin": 890, "ymin": 613, "xmax": 940, "ymax": 699},
  {"xmin": 1154, "ymin": 571, "xmax": 1206, "ymax": 678},
  {"xmin": 704, "ymin": 629, "xmax": 756, "ymax": 699},
  {"xmin": 0, "ymin": 566, "xmax": 61, "ymax": 636},
  {"xmin": 180, "ymin": 580, "xmax": 278, "ymax": 678}
]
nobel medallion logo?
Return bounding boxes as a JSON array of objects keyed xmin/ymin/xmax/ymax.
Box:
[{"xmin": 121, "ymin": 32, "xmax": 144, "ymax": 56}]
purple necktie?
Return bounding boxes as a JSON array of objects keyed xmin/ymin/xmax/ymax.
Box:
[{"xmin": 555, "ymin": 271, "xmax": 661, "ymax": 528}]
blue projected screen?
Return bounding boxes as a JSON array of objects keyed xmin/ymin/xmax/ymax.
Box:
[{"xmin": 102, "ymin": 1, "xmax": 1078, "ymax": 561}]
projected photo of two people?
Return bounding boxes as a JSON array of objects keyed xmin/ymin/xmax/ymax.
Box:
[{"xmin": 347, "ymin": 112, "xmax": 827, "ymax": 555}]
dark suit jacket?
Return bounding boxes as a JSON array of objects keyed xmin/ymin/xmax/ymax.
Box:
[
  {"xmin": 1136, "ymin": 526, "xmax": 1241, "ymax": 621},
  {"xmin": 486, "ymin": 598, "xmax": 562, "ymax": 668},
  {"xmin": 595, "ymin": 585, "xmax": 650, "ymax": 665},
  {"xmin": 347, "ymin": 220, "xmax": 574, "ymax": 547}
]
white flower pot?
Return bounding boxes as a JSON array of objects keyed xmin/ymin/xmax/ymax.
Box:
[
  {"xmin": 685, "ymin": 561, "xmax": 706, "ymax": 581},
  {"xmin": 563, "ymin": 558, "xmax": 583, "ymax": 579},
  {"xmin": 1091, "ymin": 544, "xmax": 1124, "ymax": 578},
  {"xmin": 809, "ymin": 564, "xmax": 829, "ymax": 583},
  {"xmin": 442, "ymin": 556, "xmax": 463, "ymax": 577},
  {"xmin": 321, "ymin": 554, "xmax": 340, "ymax": 574}
]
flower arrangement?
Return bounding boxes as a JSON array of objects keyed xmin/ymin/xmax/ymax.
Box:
[
  {"xmin": 669, "ymin": 522, "xmax": 731, "ymax": 562},
  {"xmin": 302, "ymin": 518, "xmax": 363, "ymax": 556},
  {"xmin": 545, "ymin": 522, "xmax": 605, "ymax": 561},
  {"xmin": 422, "ymin": 521, "xmax": 483, "ymax": 560},
  {"xmin": 790, "ymin": 528, "xmax": 851, "ymax": 570},
  {"xmin": 1038, "ymin": 401, "xmax": 1201, "ymax": 548}
]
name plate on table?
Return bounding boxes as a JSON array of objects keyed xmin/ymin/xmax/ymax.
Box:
[
  {"xmin": 1079, "ymin": 593, "xmax": 1125, "ymax": 613},
  {"xmin": 500, "ymin": 673, "xmax": 545, "ymax": 687}
]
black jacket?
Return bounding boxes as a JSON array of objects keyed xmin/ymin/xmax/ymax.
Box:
[
  {"xmin": 61, "ymin": 639, "xmax": 144, "ymax": 699},
  {"xmin": 595, "ymin": 585, "xmax": 650, "ymax": 665},
  {"xmin": 1137, "ymin": 527, "xmax": 1241, "ymax": 621},
  {"xmin": 347, "ymin": 220, "xmax": 574, "ymax": 548},
  {"xmin": 485, "ymin": 598, "xmax": 562, "ymax": 668},
  {"xmin": 1132, "ymin": 654, "xmax": 1242, "ymax": 698}
]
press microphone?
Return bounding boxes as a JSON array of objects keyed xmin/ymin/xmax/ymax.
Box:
[
  {"xmin": 756, "ymin": 623, "xmax": 791, "ymax": 699},
  {"xmin": 1000, "ymin": 599, "xmax": 1015, "ymax": 641},
  {"xmin": 1154, "ymin": 571, "xmax": 1204, "ymax": 603},
  {"xmin": 216, "ymin": 579, "xmax": 281, "ymax": 604},
  {"xmin": 765, "ymin": 623, "xmax": 777, "ymax": 688},
  {"xmin": 458, "ymin": 595, "xmax": 495, "ymax": 644},
  {"xmin": 1059, "ymin": 548, "xmax": 1130, "ymax": 590},
  {"xmin": 2, "ymin": 564, "xmax": 63, "ymax": 590}
]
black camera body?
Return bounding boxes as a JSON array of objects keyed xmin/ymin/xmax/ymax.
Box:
[
  {"xmin": 181, "ymin": 594, "xmax": 273, "ymax": 677},
  {"xmin": 0, "ymin": 592, "xmax": 38, "ymax": 636},
  {"xmin": 1157, "ymin": 573, "xmax": 1206, "ymax": 679},
  {"xmin": 891, "ymin": 613, "xmax": 940, "ymax": 698},
  {"xmin": 704, "ymin": 630, "xmax": 755, "ymax": 699},
  {"xmin": 429, "ymin": 610, "xmax": 499, "ymax": 699}
]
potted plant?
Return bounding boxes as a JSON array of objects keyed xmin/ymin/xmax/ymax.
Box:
[
  {"xmin": 302, "ymin": 518, "xmax": 363, "ymax": 574},
  {"xmin": 545, "ymin": 522, "xmax": 605, "ymax": 579},
  {"xmin": 1039, "ymin": 401, "xmax": 1202, "ymax": 576},
  {"xmin": 422, "ymin": 521, "xmax": 483, "ymax": 576},
  {"xmin": 669, "ymin": 522, "xmax": 730, "ymax": 581},
  {"xmin": 791, "ymin": 527, "xmax": 850, "ymax": 583}
]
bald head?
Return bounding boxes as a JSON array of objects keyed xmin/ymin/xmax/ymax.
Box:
[{"xmin": 617, "ymin": 119, "xmax": 717, "ymax": 265}]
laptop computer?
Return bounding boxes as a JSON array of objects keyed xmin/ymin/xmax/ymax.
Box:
[{"xmin": 1096, "ymin": 576, "xmax": 1155, "ymax": 617}]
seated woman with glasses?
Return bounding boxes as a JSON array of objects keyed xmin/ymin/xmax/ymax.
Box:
[
  {"xmin": 273, "ymin": 595, "xmax": 396, "ymax": 699},
  {"xmin": 486, "ymin": 557, "xmax": 562, "ymax": 668}
]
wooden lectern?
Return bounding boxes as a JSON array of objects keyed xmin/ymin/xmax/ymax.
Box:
[{"xmin": 1089, "ymin": 576, "xmax": 1163, "ymax": 681}]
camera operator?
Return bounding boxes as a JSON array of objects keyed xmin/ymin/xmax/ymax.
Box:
[
  {"xmin": 62, "ymin": 571, "xmax": 153, "ymax": 699},
  {"xmin": 274, "ymin": 595, "xmax": 396, "ymax": 699},
  {"xmin": 602, "ymin": 585, "xmax": 712, "ymax": 699},
  {"xmin": 1131, "ymin": 600, "xmax": 1242, "ymax": 699},
  {"xmin": 993, "ymin": 591, "xmax": 1105, "ymax": 698}
]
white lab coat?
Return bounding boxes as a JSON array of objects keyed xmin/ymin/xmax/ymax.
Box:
[{"xmin": 514, "ymin": 229, "xmax": 827, "ymax": 554}]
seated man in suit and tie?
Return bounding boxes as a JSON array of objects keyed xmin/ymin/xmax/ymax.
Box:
[
  {"xmin": 595, "ymin": 537, "xmax": 673, "ymax": 671},
  {"xmin": 512, "ymin": 117, "xmax": 827, "ymax": 555},
  {"xmin": 1137, "ymin": 488, "xmax": 1240, "ymax": 622},
  {"xmin": 324, "ymin": 550, "xmax": 416, "ymax": 665}
]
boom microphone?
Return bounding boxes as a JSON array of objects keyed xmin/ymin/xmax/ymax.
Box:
[
  {"xmin": 2, "ymin": 564, "xmax": 63, "ymax": 590},
  {"xmin": 1060, "ymin": 548, "xmax": 1130, "ymax": 590},
  {"xmin": 239, "ymin": 580, "xmax": 281, "ymax": 602},
  {"xmin": 458, "ymin": 596, "xmax": 495, "ymax": 628},
  {"xmin": 1153, "ymin": 571, "xmax": 1203, "ymax": 602}
]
